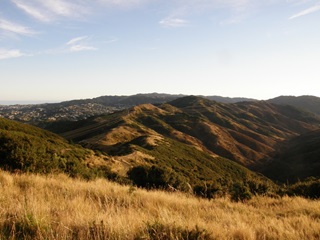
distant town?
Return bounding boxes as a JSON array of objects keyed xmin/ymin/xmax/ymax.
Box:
[{"xmin": 0, "ymin": 103, "xmax": 121, "ymax": 123}]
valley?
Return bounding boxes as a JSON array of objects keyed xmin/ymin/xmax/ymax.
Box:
[
  {"xmin": 1, "ymin": 94, "xmax": 319, "ymax": 195},
  {"xmin": 1, "ymin": 93, "xmax": 320, "ymax": 239}
]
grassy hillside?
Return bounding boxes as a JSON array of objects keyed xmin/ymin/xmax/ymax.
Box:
[
  {"xmin": 0, "ymin": 118, "xmax": 112, "ymax": 179},
  {"xmin": 43, "ymin": 96, "xmax": 320, "ymax": 196},
  {"xmin": 57, "ymin": 95, "xmax": 320, "ymax": 173},
  {"xmin": 168, "ymin": 96, "xmax": 319, "ymax": 165},
  {"xmin": 0, "ymin": 170, "xmax": 319, "ymax": 240},
  {"xmin": 55, "ymin": 101, "xmax": 282, "ymax": 197},
  {"xmin": 0, "ymin": 117, "xmax": 275, "ymax": 199},
  {"xmin": 4, "ymin": 96, "xmax": 318, "ymax": 197}
]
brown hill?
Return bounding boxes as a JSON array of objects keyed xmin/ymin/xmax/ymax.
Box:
[
  {"xmin": 268, "ymin": 95, "xmax": 320, "ymax": 116},
  {"xmin": 59, "ymin": 96, "xmax": 320, "ymax": 170}
]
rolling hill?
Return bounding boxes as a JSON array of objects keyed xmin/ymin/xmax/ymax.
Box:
[
  {"xmin": 268, "ymin": 95, "xmax": 320, "ymax": 116},
  {"xmin": 0, "ymin": 115, "xmax": 275, "ymax": 198},
  {"xmin": 62, "ymin": 96, "xmax": 318, "ymax": 164},
  {"xmin": 2, "ymin": 94, "xmax": 320, "ymax": 197},
  {"xmin": 0, "ymin": 93, "xmax": 256, "ymax": 124},
  {"xmin": 52, "ymin": 96, "xmax": 320, "ymax": 187}
]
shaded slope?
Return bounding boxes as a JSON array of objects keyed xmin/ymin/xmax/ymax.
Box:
[
  {"xmin": 59, "ymin": 96, "xmax": 320, "ymax": 171},
  {"xmin": 58, "ymin": 103, "xmax": 275, "ymax": 192},
  {"xmin": 261, "ymin": 129, "xmax": 320, "ymax": 183},
  {"xmin": 167, "ymin": 96, "xmax": 319, "ymax": 166},
  {"xmin": 52, "ymin": 96, "xmax": 320, "ymax": 194},
  {"xmin": 268, "ymin": 95, "xmax": 320, "ymax": 116}
]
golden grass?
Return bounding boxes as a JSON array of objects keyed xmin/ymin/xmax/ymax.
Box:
[{"xmin": 0, "ymin": 170, "xmax": 319, "ymax": 239}]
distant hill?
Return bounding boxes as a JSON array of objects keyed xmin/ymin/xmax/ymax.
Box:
[
  {"xmin": 2, "ymin": 94, "xmax": 320, "ymax": 125},
  {"xmin": 50, "ymin": 96, "xmax": 320, "ymax": 188},
  {"xmin": 62, "ymin": 93, "xmax": 184, "ymax": 107},
  {"xmin": 261, "ymin": 129, "xmax": 320, "ymax": 183},
  {"xmin": 0, "ymin": 93, "xmax": 256, "ymax": 124},
  {"xmin": 268, "ymin": 95, "xmax": 320, "ymax": 116},
  {"xmin": 206, "ymin": 96, "xmax": 256, "ymax": 103},
  {"xmin": 2, "ymin": 93, "xmax": 320, "ymax": 196},
  {"xmin": 36, "ymin": 93, "xmax": 256, "ymax": 107}
]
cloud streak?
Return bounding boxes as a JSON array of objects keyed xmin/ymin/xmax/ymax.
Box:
[
  {"xmin": 0, "ymin": 18, "xmax": 36, "ymax": 36},
  {"xmin": 159, "ymin": 17, "xmax": 189, "ymax": 28},
  {"xmin": 10, "ymin": 0, "xmax": 271, "ymax": 26},
  {"xmin": 289, "ymin": 4, "xmax": 320, "ymax": 19},
  {"xmin": 66, "ymin": 36, "xmax": 97, "ymax": 52},
  {"xmin": 96, "ymin": 0, "xmax": 151, "ymax": 8},
  {"xmin": 11, "ymin": 0, "xmax": 89, "ymax": 22},
  {"xmin": 158, "ymin": 0, "xmax": 266, "ymax": 27},
  {"xmin": 0, "ymin": 48, "xmax": 26, "ymax": 60},
  {"xmin": 11, "ymin": 0, "xmax": 152, "ymax": 23}
]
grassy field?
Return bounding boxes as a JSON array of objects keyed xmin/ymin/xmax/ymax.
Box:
[{"xmin": 0, "ymin": 170, "xmax": 319, "ymax": 240}]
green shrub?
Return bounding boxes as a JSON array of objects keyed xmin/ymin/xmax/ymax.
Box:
[
  {"xmin": 193, "ymin": 182, "xmax": 224, "ymax": 199},
  {"xmin": 230, "ymin": 182, "xmax": 252, "ymax": 202},
  {"xmin": 127, "ymin": 165, "xmax": 185, "ymax": 190},
  {"xmin": 287, "ymin": 178, "xmax": 320, "ymax": 199}
]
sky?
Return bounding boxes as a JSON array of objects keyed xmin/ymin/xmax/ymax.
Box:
[{"xmin": 0, "ymin": 0, "xmax": 320, "ymax": 103}]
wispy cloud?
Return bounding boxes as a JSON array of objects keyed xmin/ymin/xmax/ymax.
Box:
[
  {"xmin": 159, "ymin": 17, "xmax": 189, "ymax": 28},
  {"xmin": 12, "ymin": 0, "xmax": 88, "ymax": 22},
  {"xmin": 103, "ymin": 37, "xmax": 118, "ymax": 44},
  {"xmin": 0, "ymin": 18, "xmax": 36, "ymax": 36},
  {"xmin": 289, "ymin": 4, "xmax": 320, "ymax": 19},
  {"xmin": 11, "ymin": 0, "xmax": 52, "ymax": 22},
  {"xmin": 96, "ymin": 0, "xmax": 151, "ymax": 8},
  {"xmin": 10, "ymin": 0, "xmax": 270, "ymax": 26},
  {"xmin": 11, "ymin": 0, "xmax": 151, "ymax": 23},
  {"xmin": 158, "ymin": 0, "xmax": 262, "ymax": 27},
  {"xmin": 66, "ymin": 36, "xmax": 97, "ymax": 52},
  {"xmin": 0, "ymin": 48, "xmax": 26, "ymax": 60}
]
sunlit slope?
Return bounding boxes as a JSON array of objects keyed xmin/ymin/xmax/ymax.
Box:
[
  {"xmin": 61, "ymin": 96, "xmax": 320, "ymax": 167},
  {"xmin": 57, "ymin": 102, "xmax": 275, "ymax": 192},
  {"xmin": 168, "ymin": 96, "xmax": 319, "ymax": 165},
  {"xmin": 53, "ymin": 96, "xmax": 320, "ymax": 190},
  {"xmin": 0, "ymin": 170, "xmax": 319, "ymax": 240},
  {"xmin": 0, "ymin": 117, "xmax": 104, "ymax": 177}
]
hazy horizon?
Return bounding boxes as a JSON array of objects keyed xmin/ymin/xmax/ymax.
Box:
[
  {"xmin": 1, "ymin": 92, "xmax": 320, "ymax": 106},
  {"xmin": 1, "ymin": 0, "xmax": 319, "ymax": 101}
]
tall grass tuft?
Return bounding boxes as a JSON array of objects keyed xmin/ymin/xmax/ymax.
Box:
[{"xmin": 0, "ymin": 170, "xmax": 319, "ymax": 239}]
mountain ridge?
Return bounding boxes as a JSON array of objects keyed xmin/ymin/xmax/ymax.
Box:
[
  {"xmin": 1, "ymin": 94, "xmax": 320, "ymax": 197},
  {"xmin": 1, "ymin": 93, "xmax": 319, "ymax": 124},
  {"xmin": 55, "ymin": 96, "xmax": 320, "ymax": 183}
]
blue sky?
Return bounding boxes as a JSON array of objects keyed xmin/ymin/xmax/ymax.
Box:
[{"xmin": 0, "ymin": 0, "xmax": 320, "ymax": 103}]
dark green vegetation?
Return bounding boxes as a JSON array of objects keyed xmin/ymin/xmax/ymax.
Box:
[
  {"xmin": 41, "ymin": 96, "xmax": 319, "ymax": 198},
  {"xmin": 286, "ymin": 177, "xmax": 320, "ymax": 199},
  {"xmin": 0, "ymin": 118, "xmax": 117, "ymax": 180},
  {"xmin": 262, "ymin": 129, "xmax": 320, "ymax": 183},
  {"xmin": 1, "ymin": 95, "xmax": 320, "ymax": 199},
  {"xmin": 126, "ymin": 138, "xmax": 275, "ymax": 200}
]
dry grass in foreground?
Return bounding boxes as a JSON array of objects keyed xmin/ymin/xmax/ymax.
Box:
[{"xmin": 0, "ymin": 170, "xmax": 319, "ymax": 240}]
